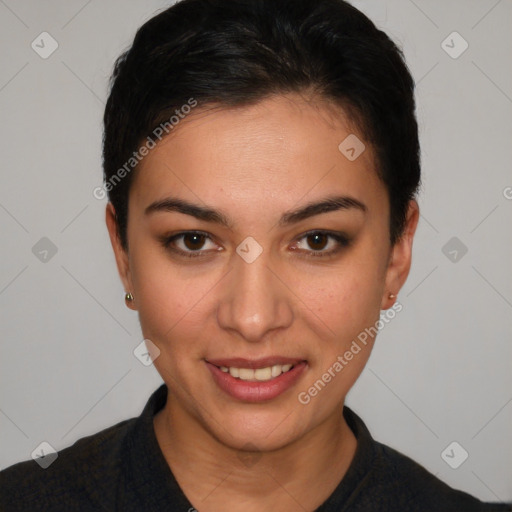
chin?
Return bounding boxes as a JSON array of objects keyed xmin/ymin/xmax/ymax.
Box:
[{"xmin": 206, "ymin": 406, "xmax": 307, "ymax": 452}]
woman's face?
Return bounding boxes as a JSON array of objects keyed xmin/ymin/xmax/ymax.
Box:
[{"xmin": 107, "ymin": 94, "xmax": 417, "ymax": 451}]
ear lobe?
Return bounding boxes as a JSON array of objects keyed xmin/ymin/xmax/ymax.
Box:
[
  {"xmin": 381, "ymin": 200, "xmax": 419, "ymax": 309},
  {"xmin": 105, "ymin": 203, "xmax": 136, "ymax": 310}
]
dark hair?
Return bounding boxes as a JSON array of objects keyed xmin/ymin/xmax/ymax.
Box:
[{"xmin": 103, "ymin": 0, "xmax": 420, "ymax": 249}]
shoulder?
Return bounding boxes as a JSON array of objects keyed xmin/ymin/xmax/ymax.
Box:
[
  {"xmin": 0, "ymin": 417, "xmax": 134, "ymax": 512},
  {"xmin": 337, "ymin": 406, "xmax": 511, "ymax": 512},
  {"xmin": 368, "ymin": 441, "xmax": 510, "ymax": 511}
]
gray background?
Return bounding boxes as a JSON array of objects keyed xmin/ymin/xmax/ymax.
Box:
[{"xmin": 0, "ymin": 0, "xmax": 511, "ymax": 503}]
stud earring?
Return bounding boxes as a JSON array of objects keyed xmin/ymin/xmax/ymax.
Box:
[
  {"xmin": 125, "ymin": 292, "xmax": 134, "ymax": 303},
  {"xmin": 388, "ymin": 293, "xmax": 396, "ymax": 300}
]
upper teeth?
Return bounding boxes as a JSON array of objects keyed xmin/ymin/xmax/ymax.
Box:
[{"xmin": 220, "ymin": 364, "xmax": 293, "ymax": 382}]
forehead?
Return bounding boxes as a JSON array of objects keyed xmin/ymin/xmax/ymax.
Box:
[{"xmin": 130, "ymin": 94, "xmax": 386, "ymax": 218}]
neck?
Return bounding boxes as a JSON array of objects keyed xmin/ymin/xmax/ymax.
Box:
[{"xmin": 153, "ymin": 397, "xmax": 358, "ymax": 512}]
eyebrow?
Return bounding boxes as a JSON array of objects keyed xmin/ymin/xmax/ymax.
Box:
[
  {"xmin": 278, "ymin": 195, "xmax": 367, "ymax": 226},
  {"xmin": 144, "ymin": 194, "xmax": 367, "ymax": 227}
]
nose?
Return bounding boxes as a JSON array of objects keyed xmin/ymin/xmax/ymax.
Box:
[{"xmin": 216, "ymin": 251, "xmax": 294, "ymax": 343}]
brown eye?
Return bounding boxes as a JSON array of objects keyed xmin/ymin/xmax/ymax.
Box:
[
  {"xmin": 292, "ymin": 230, "xmax": 350, "ymax": 258},
  {"xmin": 162, "ymin": 231, "xmax": 221, "ymax": 259},
  {"xmin": 306, "ymin": 233, "xmax": 329, "ymax": 251},
  {"xmin": 183, "ymin": 233, "xmax": 207, "ymax": 251}
]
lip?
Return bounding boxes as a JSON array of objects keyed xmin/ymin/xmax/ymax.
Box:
[
  {"xmin": 206, "ymin": 356, "xmax": 303, "ymax": 370},
  {"xmin": 206, "ymin": 359, "xmax": 307, "ymax": 403}
]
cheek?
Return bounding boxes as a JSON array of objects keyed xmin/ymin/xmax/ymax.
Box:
[
  {"xmin": 129, "ymin": 246, "xmax": 227, "ymax": 360},
  {"xmin": 293, "ymin": 257, "xmax": 385, "ymax": 344},
  {"xmin": 291, "ymin": 264, "xmax": 385, "ymax": 410},
  {"xmin": 129, "ymin": 248, "xmax": 193, "ymax": 336}
]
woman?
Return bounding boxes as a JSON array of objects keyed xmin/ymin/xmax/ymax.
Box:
[{"xmin": 1, "ymin": 0, "xmax": 510, "ymax": 510}]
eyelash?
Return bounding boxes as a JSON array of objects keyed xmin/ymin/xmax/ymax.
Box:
[{"xmin": 161, "ymin": 230, "xmax": 350, "ymax": 259}]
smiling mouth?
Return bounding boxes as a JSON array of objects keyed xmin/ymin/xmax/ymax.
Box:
[
  {"xmin": 216, "ymin": 363, "xmax": 295, "ymax": 382},
  {"xmin": 206, "ymin": 358, "xmax": 307, "ymax": 402},
  {"xmin": 206, "ymin": 357, "xmax": 306, "ymax": 383}
]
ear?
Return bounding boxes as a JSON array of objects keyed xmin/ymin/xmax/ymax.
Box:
[
  {"xmin": 381, "ymin": 200, "xmax": 419, "ymax": 309},
  {"xmin": 105, "ymin": 203, "xmax": 136, "ymax": 310}
]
